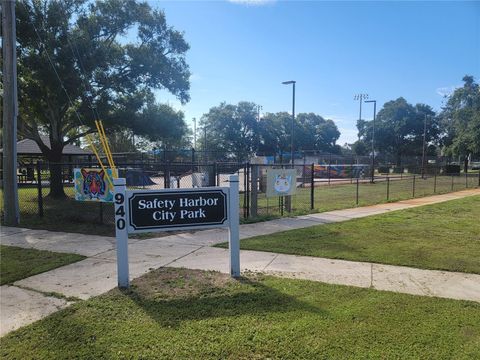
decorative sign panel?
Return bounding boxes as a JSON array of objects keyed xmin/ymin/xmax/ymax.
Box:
[
  {"xmin": 266, "ymin": 169, "xmax": 297, "ymax": 198},
  {"xmin": 74, "ymin": 168, "xmax": 114, "ymax": 202},
  {"xmin": 127, "ymin": 188, "xmax": 228, "ymax": 232}
]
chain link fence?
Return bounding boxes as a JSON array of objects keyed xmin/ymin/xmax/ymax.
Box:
[
  {"xmin": 1, "ymin": 160, "xmax": 479, "ymax": 235},
  {"xmin": 242, "ymin": 163, "xmax": 480, "ymax": 219}
]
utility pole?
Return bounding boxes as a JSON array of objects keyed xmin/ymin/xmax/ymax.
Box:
[{"xmin": 2, "ymin": 0, "xmax": 20, "ymax": 225}]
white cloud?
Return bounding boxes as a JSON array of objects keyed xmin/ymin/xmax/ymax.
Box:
[
  {"xmin": 228, "ymin": 0, "xmax": 276, "ymax": 6},
  {"xmin": 324, "ymin": 115, "xmax": 346, "ymax": 124},
  {"xmin": 436, "ymin": 85, "xmax": 460, "ymax": 97},
  {"xmin": 338, "ymin": 128, "xmax": 359, "ymax": 145},
  {"xmin": 189, "ymin": 73, "xmax": 202, "ymax": 82}
]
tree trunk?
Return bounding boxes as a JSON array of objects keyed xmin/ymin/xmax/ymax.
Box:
[
  {"xmin": 48, "ymin": 161, "xmax": 66, "ymax": 198},
  {"xmin": 45, "ymin": 141, "xmax": 66, "ymax": 199},
  {"xmin": 396, "ymin": 153, "xmax": 402, "ymax": 167}
]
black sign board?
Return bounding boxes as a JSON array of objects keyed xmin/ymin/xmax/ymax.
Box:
[{"xmin": 127, "ymin": 188, "xmax": 228, "ymax": 232}]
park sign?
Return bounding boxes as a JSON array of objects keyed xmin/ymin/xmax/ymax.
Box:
[
  {"xmin": 113, "ymin": 176, "xmax": 240, "ymax": 289},
  {"xmin": 128, "ymin": 189, "xmax": 228, "ymax": 232}
]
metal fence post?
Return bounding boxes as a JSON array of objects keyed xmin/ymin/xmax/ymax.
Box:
[
  {"xmin": 166, "ymin": 161, "xmax": 171, "ymax": 189},
  {"xmin": 302, "ymin": 163, "xmax": 306, "ymax": 188},
  {"xmin": 251, "ymin": 164, "xmax": 258, "ymax": 218},
  {"xmin": 386, "ymin": 175, "xmax": 390, "ymax": 201},
  {"xmin": 310, "ymin": 163, "xmax": 314, "ymax": 210},
  {"xmin": 99, "ymin": 202, "xmax": 103, "ymax": 224},
  {"xmin": 284, "ymin": 163, "xmax": 292, "ymax": 213},
  {"xmin": 451, "ymin": 174, "xmax": 454, "ymax": 191},
  {"xmin": 245, "ymin": 162, "xmax": 250, "ymax": 218},
  {"xmin": 36, "ymin": 161, "xmax": 44, "ymax": 217},
  {"xmin": 213, "ymin": 161, "xmax": 218, "ymax": 186},
  {"xmin": 328, "ymin": 162, "xmax": 331, "ymax": 185},
  {"xmin": 356, "ymin": 178, "xmax": 359, "ymax": 205},
  {"xmin": 412, "ymin": 175, "xmax": 416, "ymax": 198}
]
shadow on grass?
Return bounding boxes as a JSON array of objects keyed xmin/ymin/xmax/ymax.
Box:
[{"xmin": 122, "ymin": 275, "xmax": 327, "ymax": 329}]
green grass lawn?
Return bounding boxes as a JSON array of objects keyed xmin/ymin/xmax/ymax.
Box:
[
  {"xmin": 0, "ymin": 245, "xmax": 86, "ymax": 285},
  {"xmin": 222, "ymin": 195, "xmax": 480, "ymax": 274},
  {"xmin": 1, "ymin": 268, "xmax": 478, "ymax": 359}
]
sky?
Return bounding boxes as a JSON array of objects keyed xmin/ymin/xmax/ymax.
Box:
[{"xmin": 148, "ymin": 0, "xmax": 480, "ymax": 145}]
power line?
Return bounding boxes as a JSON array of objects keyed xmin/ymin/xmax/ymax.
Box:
[
  {"xmin": 23, "ymin": 1, "xmax": 88, "ymax": 130},
  {"xmin": 65, "ymin": 31, "xmax": 102, "ymax": 122}
]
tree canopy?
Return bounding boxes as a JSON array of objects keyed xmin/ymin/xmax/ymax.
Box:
[
  {"xmin": 356, "ymin": 97, "xmax": 438, "ymax": 164},
  {"xmin": 440, "ymin": 75, "xmax": 480, "ymax": 157},
  {"xmin": 10, "ymin": 0, "xmax": 191, "ymax": 196},
  {"xmin": 199, "ymin": 102, "xmax": 260, "ymax": 161},
  {"xmin": 199, "ymin": 102, "xmax": 341, "ymax": 160}
]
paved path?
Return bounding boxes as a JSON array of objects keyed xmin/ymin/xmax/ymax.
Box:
[{"xmin": 1, "ymin": 188, "xmax": 479, "ymax": 336}]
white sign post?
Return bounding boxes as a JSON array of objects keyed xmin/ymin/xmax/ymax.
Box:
[
  {"xmin": 113, "ymin": 178, "xmax": 130, "ymax": 288},
  {"xmin": 228, "ymin": 174, "xmax": 240, "ymax": 277},
  {"xmin": 113, "ymin": 174, "xmax": 240, "ymax": 288}
]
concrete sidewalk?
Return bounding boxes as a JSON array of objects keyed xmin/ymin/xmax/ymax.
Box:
[{"xmin": 1, "ymin": 188, "xmax": 479, "ymax": 336}]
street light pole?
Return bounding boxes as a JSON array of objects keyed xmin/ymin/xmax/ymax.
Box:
[
  {"xmin": 282, "ymin": 80, "xmax": 296, "ymax": 213},
  {"xmin": 365, "ymin": 100, "xmax": 376, "ymax": 183},
  {"xmin": 204, "ymin": 126, "xmax": 207, "ymax": 163},
  {"xmin": 421, "ymin": 114, "xmax": 427, "ymax": 179},
  {"xmin": 193, "ymin": 117, "xmax": 197, "ymax": 150},
  {"xmin": 282, "ymin": 80, "xmax": 296, "ymax": 165}
]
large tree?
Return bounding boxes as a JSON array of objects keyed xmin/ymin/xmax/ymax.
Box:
[
  {"xmin": 258, "ymin": 112, "xmax": 340, "ymax": 156},
  {"xmin": 199, "ymin": 102, "xmax": 260, "ymax": 161},
  {"xmin": 440, "ymin": 75, "xmax": 480, "ymax": 158},
  {"xmin": 357, "ymin": 97, "xmax": 438, "ymax": 165},
  {"xmin": 257, "ymin": 112, "xmax": 291, "ymax": 155},
  {"xmin": 10, "ymin": 0, "xmax": 190, "ymax": 197},
  {"xmin": 92, "ymin": 106, "xmax": 190, "ymax": 154},
  {"xmin": 295, "ymin": 113, "xmax": 340, "ymax": 153}
]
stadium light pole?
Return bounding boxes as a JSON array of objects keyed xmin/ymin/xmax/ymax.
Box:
[
  {"xmin": 354, "ymin": 93, "xmax": 368, "ymax": 123},
  {"xmin": 282, "ymin": 80, "xmax": 296, "ymax": 165},
  {"xmin": 365, "ymin": 99, "xmax": 376, "ymax": 183}
]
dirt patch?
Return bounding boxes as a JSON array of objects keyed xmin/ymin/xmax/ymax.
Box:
[{"xmin": 126, "ymin": 267, "xmax": 235, "ymax": 300}]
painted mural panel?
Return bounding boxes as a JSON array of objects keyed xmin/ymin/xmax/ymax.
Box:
[
  {"xmin": 74, "ymin": 168, "xmax": 114, "ymax": 202},
  {"xmin": 313, "ymin": 164, "xmax": 369, "ymax": 179},
  {"xmin": 266, "ymin": 169, "xmax": 297, "ymax": 197}
]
